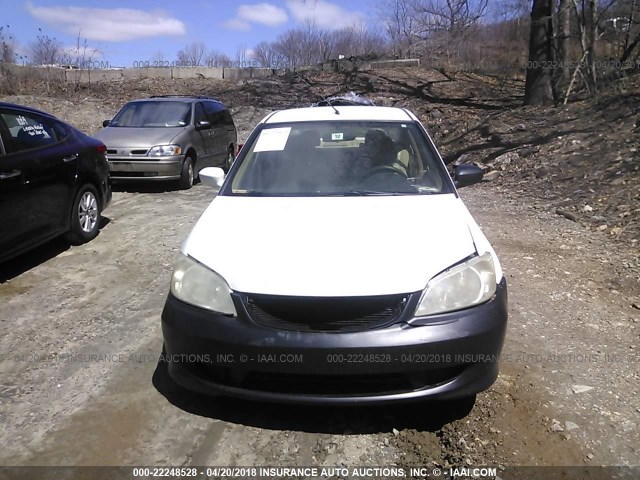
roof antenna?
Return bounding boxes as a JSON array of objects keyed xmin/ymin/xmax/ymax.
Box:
[
  {"xmin": 295, "ymin": 71, "xmax": 340, "ymax": 115},
  {"xmin": 328, "ymin": 99, "xmax": 340, "ymax": 115},
  {"xmin": 312, "ymin": 96, "xmax": 340, "ymax": 115}
]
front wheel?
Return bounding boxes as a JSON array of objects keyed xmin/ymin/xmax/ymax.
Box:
[
  {"xmin": 178, "ymin": 156, "xmax": 194, "ymax": 190},
  {"xmin": 223, "ymin": 147, "xmax": 235, "ymax": 173},
  {"xmin": 67, "ymin": 184, "xmax": 101, "ymax": 245}
]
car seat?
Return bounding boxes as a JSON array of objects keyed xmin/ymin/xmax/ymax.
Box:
[{"xmin": 362, "ymin": 129, "xmax": 407, "ymax": 176}]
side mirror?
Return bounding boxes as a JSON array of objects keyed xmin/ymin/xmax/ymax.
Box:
[
  {"xmin": 454, "ymin": 164, "xmax": 484, "ymax": 188},
  {"xmin": 195, "ymin": 120, "xmax": 211, "ymax": 130},
  {"xmin": 199, "ymin": 167, "xmax": 225, "ymax": 192},
  {"xmin": 102, "ymin": 119, "xmax": 111, "ymax": 127}
]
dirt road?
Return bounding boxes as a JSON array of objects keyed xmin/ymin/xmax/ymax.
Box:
[{"xmin": 1, "ymin": 180, "xmax": 638, "ymax": 472}]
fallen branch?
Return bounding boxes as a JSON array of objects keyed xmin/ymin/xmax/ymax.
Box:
[
  {"xmin": 556, "ymin": 208, "xmax": 578, "ymax": 222},
  {"xmin": 563, "ymin": 51, "xmax": 589, "ymax": 105}
]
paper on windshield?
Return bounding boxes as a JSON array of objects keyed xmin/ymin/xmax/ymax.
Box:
[{"xmin": 253, "ymin": 127, "xmax": 291, "ymax": 152}]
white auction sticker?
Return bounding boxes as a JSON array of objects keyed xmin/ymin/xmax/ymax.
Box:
[{"xmin": 253, "ymin": 127, "xmax": 292, "ymax": 152}]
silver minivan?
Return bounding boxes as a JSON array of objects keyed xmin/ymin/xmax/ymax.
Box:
[{"xmin": 95, "ymin": 96, "xmax": 237, "ymax": 189}]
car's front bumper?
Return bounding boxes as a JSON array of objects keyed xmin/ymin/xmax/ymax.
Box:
[
  {"xmin": 106, "ymin": 155, "xmax": 184, "ymax": 181},
  {"xmin": 161, "ymin": 279, "xmax": 508, "ymax": 405}
]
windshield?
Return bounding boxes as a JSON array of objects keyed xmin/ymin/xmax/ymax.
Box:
[
  {"xmin": 226, "ymin": 121, "xmax": 450, "ymax": 196},
  {"xmin": 109, "ymin": 101, "xmax": 192, "ymax": 128}
]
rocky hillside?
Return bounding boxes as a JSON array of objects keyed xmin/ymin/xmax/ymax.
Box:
[{"xmin": 2, "ymin": 67, "xmax": 639, "ymax": 246}]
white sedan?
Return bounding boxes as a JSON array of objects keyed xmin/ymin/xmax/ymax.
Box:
[{"xmin": 161, "ymin": 104, "xmax": 508, "ymax": 405}]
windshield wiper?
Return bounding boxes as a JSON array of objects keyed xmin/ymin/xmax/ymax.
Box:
[
  {"xmin": 342, "ymin": 190, "xmax": 405, "ymax": 196},
  {"xmin": 233, "ymin": 191, "xmax": 306, "ymax": 197},
  {"xmin": 233, "ymin": 190, "xmax": 407, "ymax": 197}
]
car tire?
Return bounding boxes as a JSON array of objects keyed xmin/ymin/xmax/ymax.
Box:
[
  {"xmin": 67, "ymin": 184, "xmax": 101, "ymax": 245},
  {"xmin": 223, "ymin": 147, "xmax": 234, "ymax": 173},
  {"xmin": 178, "ymin": 156, "xmax": 194, "ymax": 190}
]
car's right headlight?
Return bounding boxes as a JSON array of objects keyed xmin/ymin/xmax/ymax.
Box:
[
  {"xmin": 415, "ymin": 252, "xmax": 496, "ymax": 317},
  {"xmin": 148, "ymin": 144, "xmax": 182, "ymax": 156},
  {"xmin": 170, "ymin": 253, "xmax": 236, "ymax": 316}
]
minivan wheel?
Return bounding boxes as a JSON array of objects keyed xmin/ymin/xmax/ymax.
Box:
[
  {"xmin": 178, "ymin": 156, "xmax": 194, "ymax": 190},
  {"xmin": 67, "ymin": 184, "xmax": 101, "ymax": 245},
  {"xmin": 224, "ymin": 148, "xmax": 234, "ymax": 173}
]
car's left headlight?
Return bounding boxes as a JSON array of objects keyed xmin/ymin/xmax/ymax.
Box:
[
  {"xmin": 415, "ymin": 252, "xmax": 496, "ymax": 317},
  {"xmin": 148, "ymin": 144, "xmax": 182, "ymax": 156},
  {"xmin": 170, "ymin": 253, "xmax": 236, "ymax": 316}
]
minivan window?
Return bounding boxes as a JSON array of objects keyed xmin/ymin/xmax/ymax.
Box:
[
  {"xmin": 194, "ymin": 103, "xmax": 206, "ymax": 125},
  {"xmin": 222, "ymin": 110, "xmax": 234, "ymax": 127},
  {"xmin": 204, "ymin": 102, "xmax": 225, "ymax": 126},
  {"xmin": 110, "ymin": 101, "xmax": 192, "ymax": 128},
  {"xmin": 227, "ymin": 121, "xmax": 449, "ymax": 197}
]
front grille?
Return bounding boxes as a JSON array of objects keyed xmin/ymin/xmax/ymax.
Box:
[
  {"xmin": 105, "ymin": 149, "xmax": 149, "ymax": 155},
  {"xmin": 244, "ymin": 294, "xmax": 409, "ymax": 332}
]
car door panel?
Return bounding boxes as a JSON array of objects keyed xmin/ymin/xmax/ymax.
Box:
[
  {"xmin": 193, "ymin": 102, "xmax": 213, "ymax": 168},
  {"xmin": 204, "ymin": 102, "xmax": 228, "ymax": 165},
  {"xmin": 0, "ymin": 109, "xmax": 78, "ymax": 258}
]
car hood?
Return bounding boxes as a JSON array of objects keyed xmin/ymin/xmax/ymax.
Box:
[
  {"xmin": 183, "ymin": 194, "xmax": 478, "ymax": 296},
  {"xmin": 93, "ymin": 127, "xmax": 185, "ymax": 148}
]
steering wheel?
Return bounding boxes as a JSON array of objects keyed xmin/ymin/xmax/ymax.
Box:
[{"xmin": 359, "ymin": 164, "xmax": 407, "ymax": 184}]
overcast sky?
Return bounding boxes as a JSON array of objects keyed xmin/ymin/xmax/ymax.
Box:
[{"xmin": 0, "ymin": 0, "xmax": 380, "ymax": 67}]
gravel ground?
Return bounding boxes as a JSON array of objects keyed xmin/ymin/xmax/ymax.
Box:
[
  {"xmin": 0, "ymin": 82, "xmax": 639, "ymax": 475},
  {"xmin": 0, "ymin": 182, "xmax": 638, "ymax": 471}
]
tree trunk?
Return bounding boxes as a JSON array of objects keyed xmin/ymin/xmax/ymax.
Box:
[
  {"xmin": 623, "ymin": 0, "xmax": 637, "ymax": 55},
  {"xmin": 586, "ymin": 0, "xmax": 598, "ymax": 94},
  {"xmin": 524, "ymin": 0, "xmax": 554, "ymax": 105},
  {"xmin": 558, "ymin": 0, "xmax": 571, "ymax": 81},
  {"xmin": 620, "ymin": 32, "xmax": 640, "ymax": 63}
]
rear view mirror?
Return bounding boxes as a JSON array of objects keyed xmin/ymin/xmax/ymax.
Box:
[
  {"xmin": 199, "ymin": 167, "xmax": 225, "ymax": 192},
  {"xmin": 322, "ymin": 131, "xmax": 356, "ymax": 142},
  {"xmin": 454, "ymin": 164, "xmax": 484, "ymax": 188},
  {"xmin": 196, "ymin": 120, "xmax": 211, "ymax": 130},
  {"xmin": 102, "ymin": 119, "xmax": 111, "ymax": 127}
]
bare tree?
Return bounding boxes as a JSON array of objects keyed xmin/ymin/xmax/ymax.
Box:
[
  {"xmin": 253, "ymin": 41, "xmax": 282, "ymax": 68},
  {"xmin": 349, "ymin": 24, "xmax": 388, "ymax": 55},
  {"xmin": 557, "ymin": 0, "xmax": 572, "ymax": 81},
  {"xmin": 413, "ymin": 0, "xmax": 489, "ymax": 49},
  {"xmin": 317, "ymin": 28, "xmax": 336, "ymax": 62},
  {"xmin": 378, "ymin": 0, "xmax": 489, "ymax": 65},
  {"xmin": 415, "ymin": 0, "xmax": 489, "ymax": 35},
  {"xmin": 332, "ymin": 28, "xmax": 355, "ymax": 59},
  {"xmin": 151, "ymin": 51, "xmax": 166, "ymax": 64},
  {"xmin": 0, "ymin": 25, "xmax": 16, "ymax": 63},
  {"xmin": 594, "ymin": 0, "xmax": 640, "ymax": 65},
  {"xmin": 524, "ymin": 0, "xmax": 555, "ymax": 105},
  {"xmin": 380, "ymin": 0, "xmax": 416, "ymax": 57},
  {"xmin": 176, "ymin": 42, "xmax": 207, "ymax": 66},
  {"xmin": 565, "ymin": 0, "xmax": 618, "ymax": 96},
  {"xmin": 585, "ymin": 0, "xmax": 599, "ymax": 91},
  {"xmin": 30, "ymin": 29, "xmax": 68, "ymax": 65},
  {"xmin": 252, "ymin": 21, "xmax": 388, "ymax": 70},
  {"xmin": 235, "ymin": 44, "xmax": 250, "ymax": 66},
  {"xmin": 274, "ymin": 29, "xmax": 304, "ymax": 69},
  {"xmin": 205, "ymin": 49, "xmax": 232, "ymax": 68},
  {"xmin": 621, "ymin": 0, "xmax": 640, "ymax": 60},
  {"xmin": 69, "ymin": 34, "xmax": 100, "ymax": 69}
]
